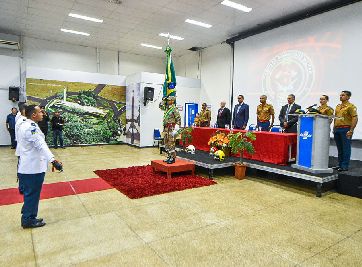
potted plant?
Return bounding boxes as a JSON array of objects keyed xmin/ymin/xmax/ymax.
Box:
[
  {"xmin": 228, "ymin": 131, "xmax": 256, "ymax": 179},
  {"xmin": 177, "ymin": 127, "xmax": 193, "ymax": 150}
]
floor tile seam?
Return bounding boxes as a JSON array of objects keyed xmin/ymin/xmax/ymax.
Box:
[
  {"xmin": 112, "ymin": 211, "xmax": 153, "ymax": 245},
  {"xmin": 145, "ymin": 220, "xmax": 229, "ymax": 245},
  {"xmin": 63, "ymin": 175, "xmax": 93, "ymax": 219},
  {"xmin": 298, "ymin": 234, "xmax": 351, "ymax": 265},
  {"xmin": 296, "ymin": 217, "xmax": 359, "ymax": 238},
  {"xmin": 30, "ymin": 230, "xmax": 39, "ymax": 267}
]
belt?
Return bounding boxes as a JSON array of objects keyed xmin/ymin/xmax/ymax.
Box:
[
  {"xmin": 165, "ymin": 123, "xmax": 175, "ymax": 127},
  {"xmin": 335, "ymin": 125, "xmax": 351, "ymax": 128},
  {"xmin": 258, "ymin": 120, "xmax": 269, "ymax": 123}
]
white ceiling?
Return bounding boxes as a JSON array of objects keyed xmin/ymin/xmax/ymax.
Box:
[{"xmin": 0, "ymin": 0, "xmax": 335, "ymax": 57}]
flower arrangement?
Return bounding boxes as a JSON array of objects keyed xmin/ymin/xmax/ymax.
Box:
[{"xmin": 208, "ymin": 131, "xmax": 230, "ymax": 150}]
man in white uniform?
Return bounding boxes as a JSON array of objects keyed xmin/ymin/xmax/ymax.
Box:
[
  {"xmin": 15, "ymin": 104, "xmax": 27, "ymax": 194},
  {"xmin": 17, "ymin": 105, "xmax": 62, "ymax": 228}
]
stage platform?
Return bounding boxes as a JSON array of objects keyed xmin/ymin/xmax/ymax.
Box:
[{"xmin": 176, "ymin": 150, "xmax": 340, "ymax": 197}]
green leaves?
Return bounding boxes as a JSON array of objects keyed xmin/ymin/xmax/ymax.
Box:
[{"xmin": 227, "ymin": 131, "xmax": 256, "ymax": 163}]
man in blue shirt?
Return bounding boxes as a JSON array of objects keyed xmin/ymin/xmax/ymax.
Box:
[{"xmin": 6, "ymin": 107, "xmax": 18, "ymax": 149}]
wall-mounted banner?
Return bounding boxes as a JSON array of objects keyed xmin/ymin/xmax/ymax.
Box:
[{"xmin": 26, "ymin": 78, "xmax": 126, "ymax": 146}]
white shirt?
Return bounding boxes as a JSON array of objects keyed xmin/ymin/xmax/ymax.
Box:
[
  {"xmin": 15, "ymin": 113, "xmax": 27, "ymax": 156},
  {"xmin": 17, "ymin": 119, "xmax": 54, "ymax": 174},
  {"xmin": 237, "ymin": 102, "xmax": 244, "ymax": 113}
]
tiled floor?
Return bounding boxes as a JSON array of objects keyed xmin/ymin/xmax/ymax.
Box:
[{"xmin": 0, "ymin": 145, "xmax": 361, "ymax": 266}]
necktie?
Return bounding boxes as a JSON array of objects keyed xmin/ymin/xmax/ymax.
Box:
[{"xmin": 286, "ymin": 104, "xmax": 291, "ymax": 119}]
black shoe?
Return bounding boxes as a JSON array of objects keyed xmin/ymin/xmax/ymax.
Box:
[
  {"xmin": 60, "ymin": 146, "xmax": 65, "ymax": 149},
  {"xmin": 54, "ymin": 147, "xmax": 58, "ymax": 149},
  {"xmin": 33, "ymin": 218, "xmax": 44, "ymax": 223},
  {"xmin": 18, "ymin": 189, "xmax": 24, "ymax": 195},
  {"xmin": 167, "ymin": 158, "xmax": 175, "ymax": 164},
  {"xmin": 163, "ymin": 157, "xmax": 171, "ymax": 163},
  {"xmin": 338, "ymin": 168, "xmax": 348, "ymax": 172},
  {"xmin": 22, "ymin": 221, "xmax": 46, "ymax": 229},
  {"xmin": 331, "ymin": 166, "xmax": 340, "ymax": 170}
]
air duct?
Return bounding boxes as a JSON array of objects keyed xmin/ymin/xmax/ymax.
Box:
[{"xmin": 0, "ymin": 33, "xmax": 20, "ymax": 50}]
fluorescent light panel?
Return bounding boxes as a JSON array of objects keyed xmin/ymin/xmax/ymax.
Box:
[
  {"xmin": 185, "ymin": 19, "xmax": 212, "ymax": 28},
  {"xmin": 60, "ymin": 28, "xmax": 90, "ymax": 36},
  {"xmin": 69, "ymin": 13, "xmax": 103, "ymax": 23},
  {"xmin": 221, "ymin": 0, "xmax": 252, "ymax": 12},
  {"xmin": 159, "ymin": 33, "xmax": 184, "ymax": 41},
  {"xmin": 141, "ymin": 43, "xmax": 162, "ymax": 50}
]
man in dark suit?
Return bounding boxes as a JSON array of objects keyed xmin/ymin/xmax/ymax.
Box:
[
  {"xmin": 278, "ymin": 94, "xmax": 301, "ymax": 133},
  {"xmin": 232, "ymin": 95, "xmax": 249, "ymax": 130},
  {"xmin": 216, "ymin": 101, "xmax": 231, "ymax": 128}
]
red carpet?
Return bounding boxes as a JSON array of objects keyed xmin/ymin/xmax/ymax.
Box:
[
  {"xmin": 0, "ymin": 178, "xmax": 113, "ymax": 206},
  {"xmin": 94, "ymin": 165, "xmax": 216, "ymax": 199}
]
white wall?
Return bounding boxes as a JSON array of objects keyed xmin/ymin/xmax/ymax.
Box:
[
  {"xmin": 127, "ymin": 72, "xmax": 201, "ymax": 147},
  {"xmin": 23, "ymin": 37, "xmax": 165, "ymax": 76},
  {"xmin": 200, "ymin": 43, "xmax": 232, "ymax": 126},
  {"xmin": 118, "ymin": 52, "xmax": 164, "ymax": 76},
  {"xmin": 0, "ymin": 55, "xmax": 21, "ymax": 145},
  {"xmin": 174, "ymin": 51, "xmax": 201, "ymax": 79}
]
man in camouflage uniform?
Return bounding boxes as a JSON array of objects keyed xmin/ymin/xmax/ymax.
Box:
[{"xmin": 160, "ymin": 96, "xmax": 181, "ymax": 164}]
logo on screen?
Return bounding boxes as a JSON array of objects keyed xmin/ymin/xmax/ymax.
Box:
[
  {"xmin": 262, "ymin": 50, "xmax": 315, "ymax": 109},
  {"xmin": 300, "ymin": 131, "xmax": 312, "ymax": 140}
]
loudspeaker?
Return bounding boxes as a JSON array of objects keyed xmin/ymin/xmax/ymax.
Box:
[
  {"xmin": 144, "ymin": 87, "xmax": 154, "ymax": 101},
  {"xmin": 9, "ymin": 86, "xmax": 20, "ymax": 101}
]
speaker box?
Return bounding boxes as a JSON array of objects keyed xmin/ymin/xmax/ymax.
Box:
[
  {"xmin": 337, "ymin": 168, "xmax": 362, "ymax": 199},
  {"xmin": 9, "ymin": 86, "xmax": 20, "ymax": 101},
  {"xmin": 144, "ymin": 87, "xmax": 154, "ymax": 101}
]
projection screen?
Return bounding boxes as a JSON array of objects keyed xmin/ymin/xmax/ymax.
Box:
[{"xmin": 233, "ymin": 2, "xmax": 362, "ymax": 139}]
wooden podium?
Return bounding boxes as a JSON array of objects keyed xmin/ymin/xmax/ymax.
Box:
[{"xmin": 151, "ymin": 159, "xmax": 195, "ymax": 178}]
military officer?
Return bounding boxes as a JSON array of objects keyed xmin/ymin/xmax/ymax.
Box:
[
  {"xmin": 333, "ymin": 91, "xmax": 358, "ymax": 171},
  {"xmin": 199, "ymin": 103, "xmax": 211, "ymax": 127},
  {"xmin": 161, "ymin": 96, "xmax": 181, "ymax": 164},
  {"xmin": 17, "ymin": 105, "xmax": 62, "ymax": 228},
  {"xmin": 15, "ymin": 104, "xmax": 27, "ymax": 194},
  {"xmin": 256, "ymin": 95, "xmax": 275, "ymax": 131},
  {"xmin": 317, "ymin": 95, "xmax": 334, "ymax": 116}
]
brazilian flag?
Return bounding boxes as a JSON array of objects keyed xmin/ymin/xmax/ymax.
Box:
[{"xmin": 163, "ymin": 45, "xmax": 176, "ymax": 98}]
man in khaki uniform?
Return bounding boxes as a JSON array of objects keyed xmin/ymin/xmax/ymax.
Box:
[
  {"xmin": 256, "ymin": 95, "xmax": 274, "ymax": 131},
  {"xmin": 333, "ymin": 91, "xmax": 358, "ymax": 171},
  {"xmin": 160, "ymin": 96, "xmax": 181, "ymax": 164},
  {"xmin": 199, "ymin": 103, "xmax": 211, "ymax": 127}
]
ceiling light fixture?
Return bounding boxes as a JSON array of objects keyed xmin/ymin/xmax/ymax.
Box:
[
  {"xmin": 185, "ymin": 19, "xmax": 212, "ymax": 28},
  {"xmin": 159, "ymin": 33, "xmax": 184, "ymax": 41},
  {"xmin": 141, "ymin": 43, "xmax": 162, "ymax": 50},
  {"xmin": 60, "ymin": 28, "xmax": 90, "ymax": 36},
  {"xmin": 69, "ymin": 13, "xmax": 103, "ymax": 23},
  {"xmin": 221, "ymin": 0, "xmax": 252, "ymax": 12}
]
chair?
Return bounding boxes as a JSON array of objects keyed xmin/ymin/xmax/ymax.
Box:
[
  {"xmin": 153, "ymin": 129, "xmax": 164, "ymax": 154},
  {"xmin": 153, "ymin": 129, "xmax": 163, "ymax": 146},
  {"xmin": 270, "ymin": 126, "xmax": 282, "ymax": 133}
]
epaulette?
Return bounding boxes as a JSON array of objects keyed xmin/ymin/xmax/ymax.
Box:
[{"xmin": 31, "ymin": 122, "xmax": 36, "ymax": 126}]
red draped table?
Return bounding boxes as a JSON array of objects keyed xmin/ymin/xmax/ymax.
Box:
[{"xmin": 190, "ymin": 127, "xmax": 297, "ymax": 166}]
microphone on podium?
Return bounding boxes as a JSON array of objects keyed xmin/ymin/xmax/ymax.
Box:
[{"xmin": 306, "ymin": 104, "xmax": 317, "ymax": 110}]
